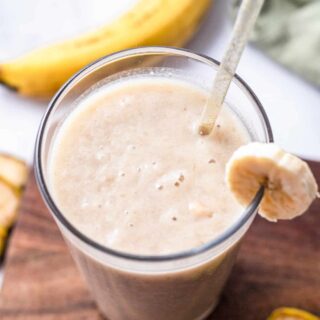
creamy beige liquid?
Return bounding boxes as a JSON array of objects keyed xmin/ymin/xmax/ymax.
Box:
[
  {"xmin": 48, "ymin": 76, "xmax": 251, "ymax": 320},
  {"xmin": 49, "ymin": 77, "xmax": 249, "ymax": 255}
]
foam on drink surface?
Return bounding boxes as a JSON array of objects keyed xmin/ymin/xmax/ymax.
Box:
[{"xmin": 49, "ymin": 76, "xmax": 250, "ymax": 255}]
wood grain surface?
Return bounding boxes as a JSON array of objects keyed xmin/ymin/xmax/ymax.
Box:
[{"xmin": 0, "ymin": 162, "xmax": 319, "ymax": 320}]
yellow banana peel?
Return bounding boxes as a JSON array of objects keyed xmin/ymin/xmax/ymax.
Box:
[{"xmin": 0, "ymin": 0, "xmax": 211, "ymax": 98}]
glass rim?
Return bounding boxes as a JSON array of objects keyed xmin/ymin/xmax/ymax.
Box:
[{"xmin": 34, "ymin": 46, "xmax": 273, "ymax": 263}]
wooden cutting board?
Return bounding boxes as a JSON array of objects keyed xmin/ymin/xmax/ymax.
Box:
[{"xmin": 0, "ymin": 162, "xmax": 319, "ymax": 320}]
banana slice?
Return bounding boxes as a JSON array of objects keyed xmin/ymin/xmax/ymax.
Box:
[
  {"xmin": 267, "ymin": 307, "xmax": 319, "ymax": 320},
  {"xmin": 0, "ymin": 179, "xmax": 20, "ymax": 230},
  {"xmin": 0, "ymin": 179, "xmax": 20, "ymax": 255},
  {"xmin": 0, "ymin": 154, "xmax": 28, "ymax": 190},
  {"xmin": 226, "ymin": 142, "xmax": 318, "ymax": 222},
  {"xmin": 0, "ymin": 154, "xmax": 28, "ymax": 256},
  {"xmin": 0, "ymin": 225, "xmax": 8, "ymax": 255}
]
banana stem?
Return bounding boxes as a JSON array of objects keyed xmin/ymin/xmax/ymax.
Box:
[{"xmin": 198, "ymin": 0, "xmax": 265, "ymax": 136}]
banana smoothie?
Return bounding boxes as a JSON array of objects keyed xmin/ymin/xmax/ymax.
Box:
[{"xmin": 48, "ymin": 76, "xmax": 250, "ymax": 320}]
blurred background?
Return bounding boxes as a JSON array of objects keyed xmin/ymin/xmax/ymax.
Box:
[{"xmin": 0, "ymin": 0, "xmax": 320, "ymax": 164}]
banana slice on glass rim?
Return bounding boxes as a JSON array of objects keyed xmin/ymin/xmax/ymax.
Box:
[{"xmin": 226, "ymin": 142, "xmax": 319, "ymax": 222}]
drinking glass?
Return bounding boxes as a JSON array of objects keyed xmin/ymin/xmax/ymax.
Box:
[{"xmin": 35, "ymin": 47, "xmax": 273, "ymax": 320}]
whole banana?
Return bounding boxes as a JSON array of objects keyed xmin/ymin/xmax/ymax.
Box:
[{"xmin": 0, "ymin": 0, "xmax": 211, "ymax": 98}]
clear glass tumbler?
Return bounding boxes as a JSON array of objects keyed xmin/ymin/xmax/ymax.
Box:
[{"xmin": 34, "ymin": 47, "xmax": 273, "ymax": 320}]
